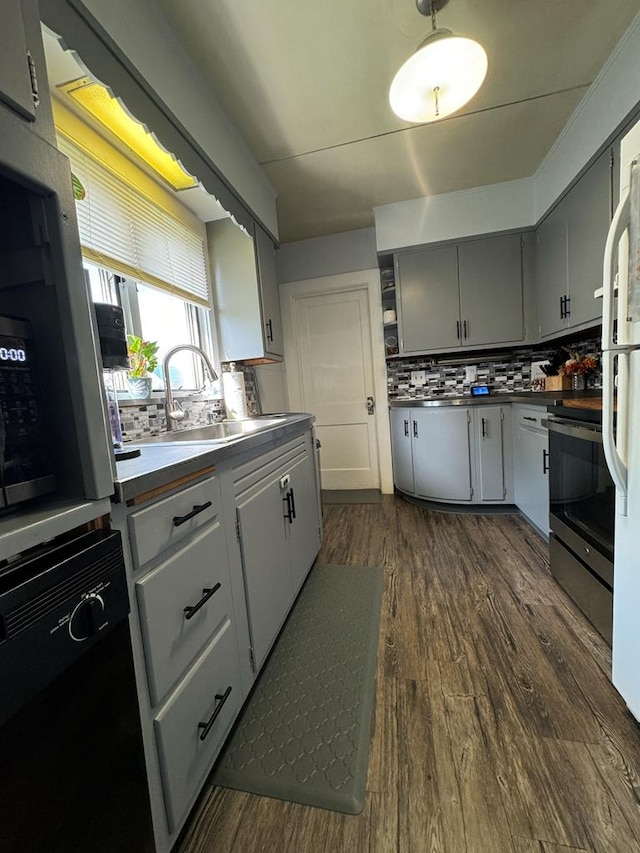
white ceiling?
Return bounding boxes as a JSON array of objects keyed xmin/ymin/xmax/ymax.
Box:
[{"xmin": 150, "ymin": 0, "xmax": 639, "ymax": 243}]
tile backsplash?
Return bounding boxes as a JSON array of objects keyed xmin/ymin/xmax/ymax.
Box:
[{"xmin": 386, "ymin": 336, "xmax": 602, "ymax": 399}]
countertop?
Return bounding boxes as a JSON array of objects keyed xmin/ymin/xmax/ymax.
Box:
[
  {"xmin": 389, "ymin": 390, "xmax": 603, "ymax": 408},
  {"xmin": 113, "ymin": 413, "xmax": 314, "ymax": 503}
]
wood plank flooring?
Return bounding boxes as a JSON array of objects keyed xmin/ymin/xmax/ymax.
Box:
[{"xmin": 178, "ymin": 497, "xmax": 640, "ymax": 853}]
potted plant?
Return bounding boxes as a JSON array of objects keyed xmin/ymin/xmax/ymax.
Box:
[
  {"xmin": 562, "ymin": 349, "xmax": 599, "ymax": 391},
  {"xmin": 126, "ymin": 335, "xmax": 159, "ymax": 398}
]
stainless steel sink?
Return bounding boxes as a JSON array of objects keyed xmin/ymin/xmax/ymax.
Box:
[{"xmin": 138, "ymin": 415, "xmax": 289, "ymax": 445}]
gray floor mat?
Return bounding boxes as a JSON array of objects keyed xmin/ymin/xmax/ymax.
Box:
[{"xmin": 211, "ymin": 563, "xmax": 383, "ymax": 814}]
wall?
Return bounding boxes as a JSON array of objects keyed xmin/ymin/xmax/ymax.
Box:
[{"xmin": 276, "ymin": 228, "xmax": 377, "ymax": 284}]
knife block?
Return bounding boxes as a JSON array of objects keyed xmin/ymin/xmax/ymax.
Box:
[{"xmin": 545, "ymin": 376, "xmax": 572, "ymax": 391}]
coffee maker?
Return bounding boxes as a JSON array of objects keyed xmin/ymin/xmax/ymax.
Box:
[{"xmin": 93, "ymin": 303, "xmax": 140, "ymax": 461}]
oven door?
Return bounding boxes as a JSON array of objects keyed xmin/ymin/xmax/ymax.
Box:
[{"xmin": 543, "ymin": 416, "xmax": 615, "ymax": 569}]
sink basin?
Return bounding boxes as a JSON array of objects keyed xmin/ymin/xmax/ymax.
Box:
[{"xmin": 138, "ymin": 415, "xmax": 289, "ymax": 445}]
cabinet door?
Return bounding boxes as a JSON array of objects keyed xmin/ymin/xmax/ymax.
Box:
[
  {"xmin": 0, "ymin": 0, "xmax": 35, "ymax": 121},
  {"xmin": 474, "ymin": 407, "xmax": 506, "ymax": 502},
  {"xmin": 514, "ymin": 421, "xmax": 549, "ymax": 536},
  {"xmin": 287, "ymin": 451, "xmax": 321, "ymax": 595},
  {"xmin": 237, "ymin": 475, "xmax": 293, "ymax": 669},
  {"xmin": 390, "ymin": 408, "xmax": 415, "ymax": 494},
  {"xmin": 255, "ymin": 225, "xmax": 283, "ymax": 357},
  {"xmin": 397, "ymin": 246, "xmax": 460, "ymax": 354},
  {"xmin": 412, "ymin": 408, "xmax": 472, "ymax": 502},
  {"xmin": 536, "ymin": 203, "xmax": 569, "ymax": 338},
  {"xmin": 458, "ymin": 235, "xmax": 524, "ymax": 346},
  {"xmin": 565, "ymin": 149, "xmax": 612, "ymax": 328}
]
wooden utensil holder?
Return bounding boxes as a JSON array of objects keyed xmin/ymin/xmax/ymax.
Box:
[{"xmin": 545, "ymin": 376, "xmax": 572, "ymax": 391}]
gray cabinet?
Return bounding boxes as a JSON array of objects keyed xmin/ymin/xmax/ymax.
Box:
[
  {"xmin": 208, "ymin": 218, "xmax": 283, "ymax": 362},
  {"xmin": 234, "ymin": 432, "xmax": 320, "ymax": 670},
  {"xmin": 396, "ymin": 234, "xmax": 525, "ymax": 355},
  {"xmin": 389, "ymin": 409, "xmax": 414, "ymax": 493},
  {"xmin": 536, "ymin": 149, "xmax": 612, "ymax": 338},
  {"xmin": 474, "ymin": 406, "xmax": 507, "ymax": 502},
  {"xmin": 390, "ymin": 404, "xmax": 513, "ymax": 504},
  {"xmin": 0, "ymin": 0, "xmax": 35, "ymax": 122},
  {"xmin": 513, "ymin": 406, "xmax": 549, "ymax": 536}
]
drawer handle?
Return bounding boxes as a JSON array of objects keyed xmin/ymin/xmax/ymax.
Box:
[
  {"xmin": 184, "ymin": 583, "xmax": 221, "ymax": 620},
  {"xmin": 173, "ymin": 501, "xmax": 213, "ymax": 527},
  {"xmin": 523, "ymin": 416, "xmax": 537, "ymax": 422},
  {"xmin": 198, "ymin": 685, "xmax": 233, "ymax": 741}
]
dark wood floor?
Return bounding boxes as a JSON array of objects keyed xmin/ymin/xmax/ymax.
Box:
[{"xmin": 179, "ymin": 496, "xmax": 640, "ymax": 853}]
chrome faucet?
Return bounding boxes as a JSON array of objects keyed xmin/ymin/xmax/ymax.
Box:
[{"xmin": 162, "ymin": 345, "xmax": 218, "ymax": 431}]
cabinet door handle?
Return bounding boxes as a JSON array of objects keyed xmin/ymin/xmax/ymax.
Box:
[
  {"xmin": 284, "ymin": 490, "xmax": 295, "ymax": 523},
  {"xmin": 543, "ymin": 449, "xmax": 550, "ymax": 474},
  {"xmin": 404, "ymin": 418, "xmax": 409, "ymax": 437},
  {"xmin": 463, "ymin": 320, "xmax": 468, "ymax": 339},
  {"xmin": 184, "ymin": 583, "xmax": 221, "ymax": 620},
  {"xmin": 564, "ymin": 296, "xmax": 570, "ymax": 318},
  {"xmin": 266, "ymin": 318, "xmax": 273, "ymax": 342},
  {"xmin": 560, "ymin": 295, "xmax": 565, "ymax": 319},
  {"xmin": 198, "ymin": 686, "xmax": 233, "ymax": 741},
  {"xmin": 456, "ymin": 320, "xmax": 461, "ymax": 340},
  {"xmin": 523, "ymin": 416, "xmax": 537, "ymax": 422},
  {"xmin": 173, "ymin": 501, "xmax": 213, "ymax": 527},
  {"xmin": 481, "ymin": 417, "xmax": 487, "ymax": 438},
  {"xmin": 289, "ymin": 487, "xmax": 296, "ymax": 520},
  {"xmin": 413, "ymin": 420, "xmax": 418, "ymax": 438}
]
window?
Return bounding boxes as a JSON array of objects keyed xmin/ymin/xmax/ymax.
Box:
[{"xmin": 85, "ymin": 260, "xmax": 213, "ymax": 392}]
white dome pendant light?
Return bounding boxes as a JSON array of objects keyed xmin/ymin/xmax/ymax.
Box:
[{"xmin": 389, "ymin": 0, "xmax": 487, "ymax": 123}]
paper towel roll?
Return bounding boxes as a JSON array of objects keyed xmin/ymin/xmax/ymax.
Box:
[{"xmin": 223, "ymin": 368, "xmax": 247, "ymax": 419}]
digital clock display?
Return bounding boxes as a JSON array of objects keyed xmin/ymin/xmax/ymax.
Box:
[
  {"xmin": 471, "ymin": 384, "xmax": 490, "ymax": 396},
  {"xmin": 0, "ymin": 347, "xmax": 27, "ymax": 363}
]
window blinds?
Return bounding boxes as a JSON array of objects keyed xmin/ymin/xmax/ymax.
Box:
[{"xmin": 58, "ymin": 134, "xmax": 210, "ymax": 307}]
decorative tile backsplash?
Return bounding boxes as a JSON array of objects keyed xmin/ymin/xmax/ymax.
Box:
[
  {"xmin": 117, "ymin": 365, "xmax": 261, "ymax": 443},
  {"xmin": 386, "ymin": 335, "xmax": 602, "ymax": 399}
]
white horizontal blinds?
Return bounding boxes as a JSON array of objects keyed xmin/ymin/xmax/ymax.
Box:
[{"xmin": 58, "ymin": 134, "xmax": 210, "ymax": 306}]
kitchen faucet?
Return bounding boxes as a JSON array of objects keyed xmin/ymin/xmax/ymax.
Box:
[{"xmin": 162, "ymin": 345, "xmax": 218, "ymax": 431}]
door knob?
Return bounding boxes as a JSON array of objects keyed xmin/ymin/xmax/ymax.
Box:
[{"xmin": 366, "ymin": 396, "xmax": 375, "ymax": 415}]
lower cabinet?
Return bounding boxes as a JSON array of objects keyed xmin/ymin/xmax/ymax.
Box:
[
  {"xmin": 390, "ymin": 405, "xmax": 513, "ymax": 504},
  {"xmin": 513, "ymin": 405, "xmax": 549, "ymax": 536},
  {"xmin": 233, "ymin": 431, "xmax": 321, "ymax": 671},
  {"xmin": 113, "ymin": 422, "xmax": 322, "ymax": 853}
]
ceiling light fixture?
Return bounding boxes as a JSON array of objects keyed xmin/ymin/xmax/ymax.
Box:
[{"xmin": 389, "ymin": 0, "xmax": 487, "ymax": 124}]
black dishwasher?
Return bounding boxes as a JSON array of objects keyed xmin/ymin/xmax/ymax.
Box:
[{"xmin": 0, "ymin": 529, "xmax": 155, "ymax": 853}]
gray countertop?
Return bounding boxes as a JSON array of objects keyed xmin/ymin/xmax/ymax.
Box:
[
  {"xmin": 388, "ymin": 390, "xmax": 602, "ymax": 408},
  {"xmin": 113, "ymin": 413, "xmax": 314, "ymax": 503}
]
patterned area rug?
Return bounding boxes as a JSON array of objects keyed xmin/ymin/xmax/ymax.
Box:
[{"xmin": 211, "ymin": 564, "xmax": 383, "ymax": 814}]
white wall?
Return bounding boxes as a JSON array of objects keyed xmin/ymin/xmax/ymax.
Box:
[
  {"xmin": 277, "ymin": 228, "xmax": 378, "ymax": 284},
  {"xmin": 71, "ymin": 0, "xmax": 279, "ymax": 238}
]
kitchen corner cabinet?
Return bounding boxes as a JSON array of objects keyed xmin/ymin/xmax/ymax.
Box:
[
  {"xmin": 208, "ymin": 218, "xmax": 283, "ymax": 363},
  {"xmin": 396, "ymin": 233, "xmax": 525, "ymax": 355},
  {"xmin": 513, "ymin": 405, "xmax": 549, "ymax": 536},
  {"xmin": 536, "ymin": 148, "xmax": 613, "ymax": 338},
  {"xmin": 391, "ymin": 405, "xmax": 513, "ymax": 504}
]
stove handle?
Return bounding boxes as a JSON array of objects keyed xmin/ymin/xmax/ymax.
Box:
[{"xmin": 541, "ymin": 418, "xmax": 603, "ymax": 444}]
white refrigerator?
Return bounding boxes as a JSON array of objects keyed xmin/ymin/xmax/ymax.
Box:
[{"xmin": 602, "ymin": 137, "xmax": 640, "ymax": 722}]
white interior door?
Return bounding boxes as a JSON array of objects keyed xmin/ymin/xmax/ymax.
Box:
[{"xmin": 283, "ymin": 279, "xmax": 382, "ymax": 490}]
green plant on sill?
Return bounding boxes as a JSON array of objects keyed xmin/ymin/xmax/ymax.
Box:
[{"xmin": 126, "ymin": 335, "xmax": 159, "ymax": 377}]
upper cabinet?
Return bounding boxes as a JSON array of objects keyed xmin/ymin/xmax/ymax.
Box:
[
  {"xmin": 536, "ymin": 148, "xmax": 613, "ymax": 338},
  {"xmin": 396, "ymin": 233, "xmax": 526, "ymax": 355},
  {"xmin": 208, "ymin": 219, "xmax": 283, "ymax": 363}
]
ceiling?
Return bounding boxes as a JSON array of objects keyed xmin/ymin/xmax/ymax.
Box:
[{"xmin": 149, "ymin": 0, "xmax": 639, "ymax": 243}]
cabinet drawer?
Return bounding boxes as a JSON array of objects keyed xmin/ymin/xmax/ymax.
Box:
[
  {"xmin": 136, "ymin": 522, "xmax": 232, "ymax": 705},
  {"xmin": 515, "ymin": 406, "xmax": 546, "ymax": 431},
  {"xmin": 154, "ymin": 619, "xmax": 242, "ymax": 833},
  {"xmin": 129, "ymin": 476, "xmax": 221, "ymax": 569}
]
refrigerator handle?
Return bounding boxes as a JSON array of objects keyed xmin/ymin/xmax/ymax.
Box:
[
  {"xmin": 602, "ymin": 187, "xmax": 630, "ymax": 352},
  {"xmin": 602, "ymin": 350, "xmax": 628, "ymax": 516}
]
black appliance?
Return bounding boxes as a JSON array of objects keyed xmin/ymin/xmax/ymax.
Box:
[
  {"xmin": 543, "ymin": 407, "xmax": 615, "ymax": 643},
  {"xmin": 0, "ymin": 529, "xmax": 155, "ymax": 853},
  {"xmin": 0, "ymin": 314, "xmax": 55, "ymax": 508}
]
